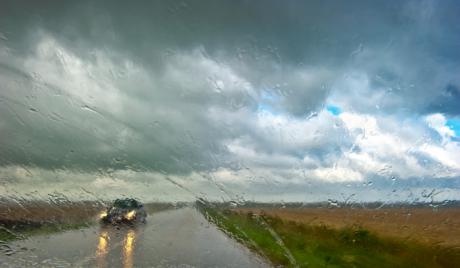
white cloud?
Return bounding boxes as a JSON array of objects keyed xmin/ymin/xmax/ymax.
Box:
[
  {"xmin": 21, "ymin": 32, "xmax": 125, "ymax": 115},
  {"xmin": 419, "ymin": 143, "xmax": 460, "ymax": 172},
  {"xmin": 425, "ymin": 113, "xmax": 456, "ymax": 141},
  {"xmin": 221, "ymin": 107, "xmax": 460, "ymax": 187},
  {"xmin": 312, "ymin": 167, "xmax": 363, "ymax": 182}
]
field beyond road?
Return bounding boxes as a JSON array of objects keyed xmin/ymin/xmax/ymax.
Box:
[
  {"xmin": 234, "ymin": 207, "xmax": 460, "ymax": 247},
  {"xmin": 198, "ymin": 202, "xmax": 460, "ymax": 267}
]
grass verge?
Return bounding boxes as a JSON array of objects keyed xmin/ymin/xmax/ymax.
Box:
[{"xmin": 197, "ymin": 202, "xmax": 460, "ymax": 268}]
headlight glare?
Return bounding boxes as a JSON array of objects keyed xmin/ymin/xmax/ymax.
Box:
[
  {"xmin": 125, "ymin": 210, "xmax": 136, "ymax": 220},
  {"xmin": 99, "ymin": 211, "xmax": 108, "ymax": 219}
]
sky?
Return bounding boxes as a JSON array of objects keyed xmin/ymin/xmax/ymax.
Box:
[{"xmin": 0, "ymin": 0, "xmax": 459, "ymax": 203}]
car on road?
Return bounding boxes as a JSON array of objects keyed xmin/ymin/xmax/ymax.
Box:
[{"xmin": 100, "ymin": 198, "xmax": 147, "ymax": 224}]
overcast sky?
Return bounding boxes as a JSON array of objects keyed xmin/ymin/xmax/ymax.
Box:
[{"xmin": 1, "ymin": 0, "xmax": 459, "ymax": 203}]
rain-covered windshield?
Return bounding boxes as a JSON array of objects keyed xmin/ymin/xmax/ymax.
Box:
[{"xmin": 1, "ymin": 1, "xmax": 459, "ymax": 267}]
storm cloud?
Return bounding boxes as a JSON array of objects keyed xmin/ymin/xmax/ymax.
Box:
[{"xmin": 1, "ymin": 0, "xmax": 459, "ymax": 202}]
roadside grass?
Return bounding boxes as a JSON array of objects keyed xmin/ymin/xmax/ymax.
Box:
[{"xmin": 197, "ymin": 203, "xmax": 460, "ymax": 268}]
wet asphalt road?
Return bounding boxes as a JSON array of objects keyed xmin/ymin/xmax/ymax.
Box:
[{"xmin": 0, "ymin": 207, "xmax": 269, "ymax": 268}]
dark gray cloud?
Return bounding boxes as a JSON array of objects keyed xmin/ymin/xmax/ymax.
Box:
[
  {"xmin": 1, "ymin": 0, "xmax": 459, "ymax": 201},
  {"xmin": 2, "ymin": 0, "xmax": 459, "ymax": 115}
]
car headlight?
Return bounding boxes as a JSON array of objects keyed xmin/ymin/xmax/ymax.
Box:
[
  {"xmin": 99, "ymin": 211, "xmax": 108, "ymax": 219},
  {"xmin": 125, "ymin": 210, "xmax": 136, "ymax": 220}
]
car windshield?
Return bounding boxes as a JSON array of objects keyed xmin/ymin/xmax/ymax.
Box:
[
  {"xmin": 1, "ymin": 1, "xmax": 460, "ymax": 267},
  {"xmin": 112, "ymin": 199, "xmax": 140, "ymax": 209}
]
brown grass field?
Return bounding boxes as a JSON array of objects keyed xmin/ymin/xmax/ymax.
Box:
[
  {"xmin": 0, "ymin": 201, "xmax": 104, "ymax": 226},
  {"xmin": 235, "ymin": 207, "xmax": 460, "ymax": 247}
]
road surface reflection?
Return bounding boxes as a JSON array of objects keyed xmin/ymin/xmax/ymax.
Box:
[
  {"xmin": 96, "ymin": 230, "xmax": 109, "ymax": 267},
  {"xmin": 123, "ymin": 229, "xmax": 135, "ymax": 268},
  {"xmin": 95, "ymin": 225, "xmax": 138, "ymax": 268}
]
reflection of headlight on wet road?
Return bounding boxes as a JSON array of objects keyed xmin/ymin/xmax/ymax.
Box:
[
  {"xmin": 99, "ymin": 211, "xmax": 107, "ymax": 219},
  {"xmin": 123, "ymin": 229, "xmax": 136, "ymax": 268},
  {"xmin": 125, "ymin": 210, "xmax": 136, "ymax": 220},
  {"xmin": 96, "ymin": 231, "xmax": 109, "ymax": 256},
  {"xmin": 96, "ymin": 230, "xmax": 109, "ymax": 268}
]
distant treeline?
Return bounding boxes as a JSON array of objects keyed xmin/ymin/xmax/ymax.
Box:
[
  {"xmin": 0, "ymin": 197, "xmax": 192, "ymax": 210},
  {"xmin": 143, "ymin": 202, "xmax": 190, "ymax": 213},
  {"xmin": 196, "ymin": 199, "xmax": 460, "ymax": 209}
]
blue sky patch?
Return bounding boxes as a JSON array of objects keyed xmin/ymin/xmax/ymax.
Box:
[
  {"xmin": 326, "ymin": 105, "xmax": 342, "ymax": 116},
  {"xmin": 446, "ymin": 118, "xmax": 460, "ymax": 137}
]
